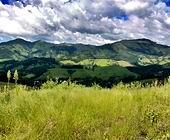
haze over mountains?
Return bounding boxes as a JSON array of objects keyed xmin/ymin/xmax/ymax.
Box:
[{"xmin": 0, "ymin": 38, "xmax": 170, "ymax": 87}]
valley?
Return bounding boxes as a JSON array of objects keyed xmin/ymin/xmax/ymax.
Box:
[{"xmin": 0, "ymin": 38, "xmax": 170, "ymax": 87}]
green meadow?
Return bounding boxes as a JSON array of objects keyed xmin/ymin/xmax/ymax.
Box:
[{"xmin": 0, "ymin": 80, "xmax": 169, "ymax": 140}]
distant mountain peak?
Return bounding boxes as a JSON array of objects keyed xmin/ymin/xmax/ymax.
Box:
[
  {"xmin": 14, "ymin": 38, "xmax": 26, "ymax": 41},
  {"xmin": 119, "ymin": 38, "xmax": 153, "ymax": 43},
  {"xmin": 12, "ymin": 38, "xmax": 29, "ymax": 42},
  {"xmin": 0, "ymin": 38, "xmax": 166, "ymax": 47},
  {"xmin": 6, "ymin": 38, "xmax": 30, "ymax": 44},
  {"xmin": 134, "ymin": 38, "xmax": 156, "ymax": 44},
  {"xmin": 136, "ymin": 38, "xmax": 152, "ymax": 41},
  {"xmin": 0, "ymin": 37, "xmax": 170, "ymax": 67}
]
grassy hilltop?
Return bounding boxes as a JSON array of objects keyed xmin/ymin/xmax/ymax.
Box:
[{"xmin": 0, "ymin": 81, "xmax": 169, "ymax": 139}]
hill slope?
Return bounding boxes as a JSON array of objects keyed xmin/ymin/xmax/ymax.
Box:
[
  {"xmin": 0, "ymin": 38, "xmax": 170, "ymax": 87},
  {"xmin": 0, "ymin": 38, "xmax": 170, "ymax": 66}
]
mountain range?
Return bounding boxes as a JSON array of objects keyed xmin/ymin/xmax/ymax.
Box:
[{"xmin": 0, "ymin": 38, "xmax": 170, "ymax": 87}]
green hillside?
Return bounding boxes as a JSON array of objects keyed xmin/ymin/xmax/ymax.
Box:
[
  {"xmin": 0, "ymin": 38, "xmax": 170, "ymax": 87},
  {"xmin": 1, "ymin": 38, "xmax": 170, "ymax": 66}
]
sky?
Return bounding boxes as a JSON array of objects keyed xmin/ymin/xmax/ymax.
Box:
[{"xmin": 0, "ymin": 0, "xmax": 170, "ymax": 45}]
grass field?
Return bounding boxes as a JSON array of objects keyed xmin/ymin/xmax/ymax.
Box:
[{"xmin": 0, "ymin": 81, "xmax": 170, "ymax": 139}]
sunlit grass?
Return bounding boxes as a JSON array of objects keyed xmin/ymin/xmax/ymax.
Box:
[{"xmin": 0, "ymin": 81, "xmax": 169, "ymax": 139}]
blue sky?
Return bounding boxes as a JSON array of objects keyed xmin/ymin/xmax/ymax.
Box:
[
  {"xmin": 1, "ymin": 0, "xmax": 9, "ymax": 4},
  {"xmin": 0, "ymin": 0, "xmax": 170, "ymax": 45},
  {"xmin": 163, "ymin": 0, "xmax": 170, "ymax": 6}
]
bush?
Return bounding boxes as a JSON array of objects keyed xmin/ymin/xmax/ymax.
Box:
[{"xmin": 41, "ymin": 80, "xmax": 56, "ymax": 89}]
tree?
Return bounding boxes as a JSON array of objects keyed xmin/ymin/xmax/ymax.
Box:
[
  {"xmin": 14, "ymin": 70, "xmax": 19, "ymax": 85},
  {"xmin": 7, "ymin": 70, "xmax": 11, "ymax": 86}
]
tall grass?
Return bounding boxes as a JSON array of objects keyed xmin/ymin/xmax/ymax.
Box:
[{"xmin": 0, "ymin": 81, "xmax": 170, "ymax": 139}]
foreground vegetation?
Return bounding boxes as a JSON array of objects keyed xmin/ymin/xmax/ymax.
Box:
[{"xmin": 0, "ymin": 80, "xmax": 170, "ymax": 140}]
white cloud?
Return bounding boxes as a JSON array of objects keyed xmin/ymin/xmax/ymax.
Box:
[
  {"xmin": 116, "ymin": 0, "xmax": 149, "ymax": 12},
  {"xmin": 0, "ymin": 0, "xmax": 170, "ymax": 45}
]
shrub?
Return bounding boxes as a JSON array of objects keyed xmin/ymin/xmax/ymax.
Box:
[
  {"xmin": 7, "ymin": 70, "xmax": 11, "ymax": 85},
  {"xmin": 41, "ymin": 80, "xmax": 56, "ymax": 89},
  {"xmin": 13, "ymin": 70, "xmax": 19, "ymax": 84}
]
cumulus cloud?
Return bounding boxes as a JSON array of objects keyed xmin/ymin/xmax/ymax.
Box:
[{"xmin": 0, "ymin": 0, "xmax": 170, "ymax": 45}]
